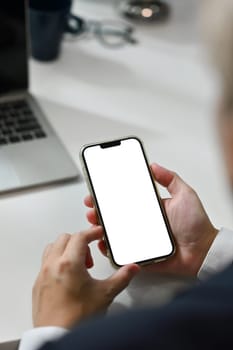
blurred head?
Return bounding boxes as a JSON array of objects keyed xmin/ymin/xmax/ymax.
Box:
[{"xmin": 203, "ymin": 0, "xmax": 233, "ymax": 186}]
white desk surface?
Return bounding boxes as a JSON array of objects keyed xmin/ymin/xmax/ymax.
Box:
[{"xmin": 1, "ymin": 0, "xmax": 233, "ymax": 341}]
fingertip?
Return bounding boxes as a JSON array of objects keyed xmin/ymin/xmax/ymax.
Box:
[
  {"xmin": 84, "ymin": 196, "xmax": 89, "ymax": 205},
  {"xmin": 84, "ymin": 195, "xmax": 94, "ymax": 208},
  {"xmin": 91, "ymin": 225, "xmax": 103, "ymax": 232},
  {"xmin": 80, "ymin": 225, "xmax": 103, "ymax": 245},
  {"xmin": 92, "ymin": 226, "xmax": 104, "ymax": 239},
  {"xmin": 86, "ymin": 209, "xmax": 98, "ymax": 225},
  {"xmin": 151, "ymin": 163, "xmax": 165, "ymax": 174},
  {"xmin": 86, "ymin": 260, "xmax": 94, "ymax": 269},
  {"xmin": 151, "ymin": 163, "xmax": 174, "ymax": 188},
  {"xmin": 119, "ymin": 263, "xmax": 140, "ymax": 280},
  {"xmin": 126, "ymin": 263, "xmax": 141, "ymax": 276},
  {"xmin": 85, "ymin": 254, "xmax": 94, "ymax": 269},
  {"xmin": 151, "ymin": 163, "xmax": 161, "ymax": 178},
  {"xmin": 98, "ymin": 239, "xmax": 108, "ymax": 257}
]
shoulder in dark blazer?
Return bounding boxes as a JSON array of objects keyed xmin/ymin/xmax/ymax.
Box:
[{"xmin": 41, "ymin": 264, "xmax": 233, "ymax": 350}]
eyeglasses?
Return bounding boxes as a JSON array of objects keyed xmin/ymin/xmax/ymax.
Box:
[{"xmin": 66, "ymin": 16, "xmax": 138, "ymax": 48}]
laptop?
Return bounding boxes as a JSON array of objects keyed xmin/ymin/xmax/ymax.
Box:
[{"xmin": 0, "ymin": 1, "xmax": 79, "ymax": 194}]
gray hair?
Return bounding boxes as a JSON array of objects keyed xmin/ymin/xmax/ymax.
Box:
[{"xmin": 202, "ymin": 0, "xmax": 233, "ymax": 108}]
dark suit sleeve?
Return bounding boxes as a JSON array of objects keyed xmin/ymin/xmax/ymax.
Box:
[{"xmin": 40, "ymin": 264, "xmax": 233, "ymax": 350}]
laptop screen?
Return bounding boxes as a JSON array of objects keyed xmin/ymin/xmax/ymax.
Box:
[{"xmin": 0, "ymin": 1, "xmax": 28, "ymax": 95}]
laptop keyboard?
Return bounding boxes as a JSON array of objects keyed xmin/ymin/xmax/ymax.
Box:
[{"xmin": 0, "ymin": 100, "xmax": 47, "ymax": 146}]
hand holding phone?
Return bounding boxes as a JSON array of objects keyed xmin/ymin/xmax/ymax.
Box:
[
  {"xmin": 85, "ymin": 163, "xmax": 219, "ymax": 277},
  {"xmin": 80, "ymin": 136, "xmax": 175, "ymax": 267}
]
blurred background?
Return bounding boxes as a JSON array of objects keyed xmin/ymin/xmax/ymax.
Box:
[{"xmin": 1, "ymin": 0, "xmax": 233, "ymax": 341}]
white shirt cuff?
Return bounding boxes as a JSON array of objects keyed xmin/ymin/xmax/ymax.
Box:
[
  {"xmin": 19, "ymin": 327, "xmax": 68, "ymax": 350},
  {"xmin": 198, "ymin": 227, "xmax": 233, "ymax": 280}
]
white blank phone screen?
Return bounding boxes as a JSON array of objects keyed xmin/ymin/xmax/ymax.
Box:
[{"xmin": 84, "ymin": 138, "xmax": 173, "ymax": 265}]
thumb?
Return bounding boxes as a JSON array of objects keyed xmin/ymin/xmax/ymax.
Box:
[
  {"xmin": 151, "ymin": 163, "xmax": 187, "ymax": 196},
  {"xmin": 105, "ymin": 264, "xmax": 140, "ymax": 299}
]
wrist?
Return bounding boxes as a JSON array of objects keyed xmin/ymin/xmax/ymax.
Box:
[
  {"xmin": 33, "ymin": 302, "xmax": 86, "ymax": 329},
  {"xmin": 34, "ymin": 300, "xmax": 107, "ymax": 329}
]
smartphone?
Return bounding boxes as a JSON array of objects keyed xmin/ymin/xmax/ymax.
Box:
[{"xmin": 80, "ymin": 136, "xmax": 175, "ymax": 267}]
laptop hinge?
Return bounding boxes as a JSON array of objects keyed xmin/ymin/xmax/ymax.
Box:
[{"xmin": 0, "ymin": 91, "xmax": 28, "ymax": 103}]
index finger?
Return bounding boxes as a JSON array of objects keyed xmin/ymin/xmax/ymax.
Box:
[
  {"xmin": 84, "ymin": 195, "xmax": 94, "ymax": 208},
  {"xmin": 63, "ymin": 226, "xmax": 103, "ymax": 264}
]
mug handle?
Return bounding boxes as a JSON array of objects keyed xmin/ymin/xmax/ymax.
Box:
[{"xmin": 65, "ymin": 14, "xmax": 85, "ymax": 35}]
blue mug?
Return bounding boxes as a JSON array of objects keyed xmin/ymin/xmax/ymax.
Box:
[{"xmin": 29, "ymin": 0, "xmax": 83, "ymax": 61}]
